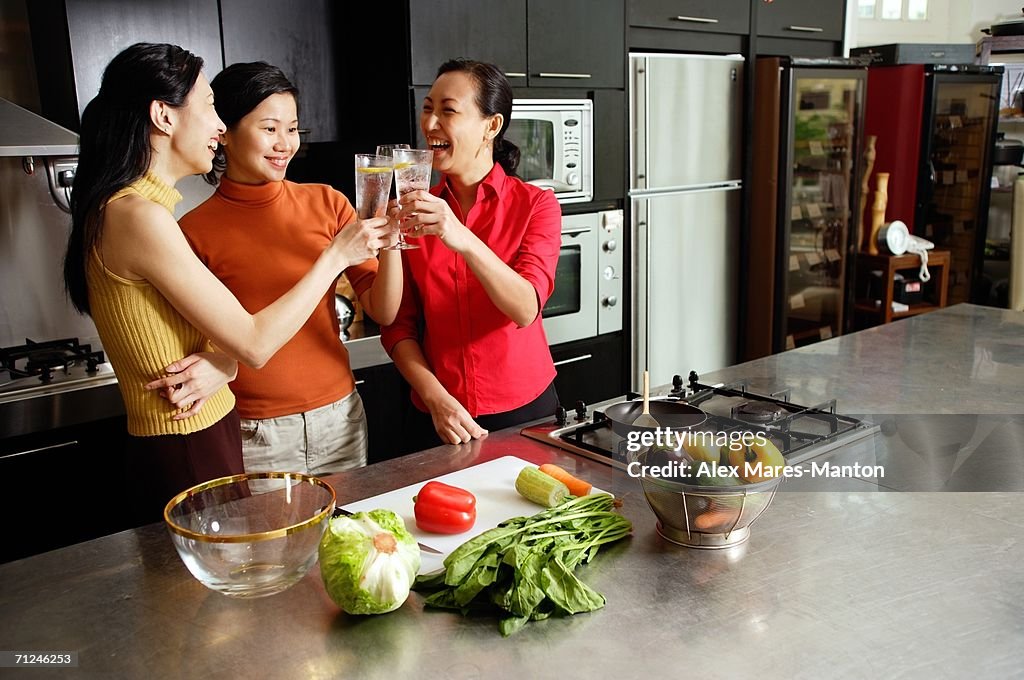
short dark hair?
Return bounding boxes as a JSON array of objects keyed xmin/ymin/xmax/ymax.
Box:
[
  {"xmin": 65, "ymin": 42, "xmax": 204, "ymax": 315},
  {"xmin": 436, "ymin": 59, "xmax": 519, "ymax": 176},
  {"xmin": 204, "ymin": 61, "xmax": 300, "ymax": 184}
]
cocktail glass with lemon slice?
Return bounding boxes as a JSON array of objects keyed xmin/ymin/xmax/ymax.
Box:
[
  {"xmin": 390, "ymin": 148, "xmax": 434, "ymax": 251},
  {"xmin": 354, "ymin": 153, "xmax": 394, "ymax": 221},
  {"xmin": 376, "ymin": 144, "xmax": 419, "ymax": 251}
]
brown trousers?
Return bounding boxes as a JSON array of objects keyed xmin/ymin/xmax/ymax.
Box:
[{"xmin": 125, "ymin": 409, "xmax": 244, "ymax": 525}]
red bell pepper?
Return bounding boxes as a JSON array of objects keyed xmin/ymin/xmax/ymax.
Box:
[{"xmin": 413, "ymin": 481, "xmax": 477, "ymax": 534}]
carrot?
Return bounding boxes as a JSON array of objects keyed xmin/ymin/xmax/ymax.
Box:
[
  {"xmin": 538, "ymin": 463, "xmax": 592, "ymax": 497},
  {"xmin": 692, "ymin": 503, "xmax": 741, "ymax": 531}
]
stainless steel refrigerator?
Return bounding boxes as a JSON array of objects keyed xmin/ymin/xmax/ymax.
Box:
[{"xmin": 629, "ymin": 53, "xmax": 744, "ymax": 386}]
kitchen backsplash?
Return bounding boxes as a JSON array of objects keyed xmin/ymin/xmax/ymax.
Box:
[{"xmin": 0, "ymin": 156, "xmax": 214, "ymax": 349}]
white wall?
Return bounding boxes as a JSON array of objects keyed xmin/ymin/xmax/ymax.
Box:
[{"xmin": 850, "ymin": 0, "xmax": 1021, "ymax": 48}]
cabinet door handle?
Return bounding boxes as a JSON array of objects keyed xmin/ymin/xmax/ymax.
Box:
[
  {"xmin": 672, "ymin": 15, "xmax": 719, "ymax": 24},
  {"xmin": 504, "ymin": 72, "xmax": 527, "ymax": 78},
  {"xmin": 354, "ymin": 379, "xmax": 365, "ymax": 386},
  {"xmin": 553, "ymin": 354, "xmax": 593, "ymax": 367},
  {"xmin": 0, "ymin": 440, "xmax": 78, "ymax": 460},
  {"xmin": 787, "ymin": 25, "xmax": 824, "ymax": 32},
  {"xmin": 537, "ymin": 72, "xmax": 592, "ymax": 79}
]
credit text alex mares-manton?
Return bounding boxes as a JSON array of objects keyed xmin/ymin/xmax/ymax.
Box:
[{"xmin": 626, "ymin": 459, "xmax": 886, "ymax": 480}]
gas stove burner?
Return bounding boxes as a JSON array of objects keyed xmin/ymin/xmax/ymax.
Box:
[
  {"xmin": 521, "ymin": 369, "xmax": 876, "ymax": 468},
  {"xmin": 731, "ymin": 400, "xmax": 789, "ymax": 424}
]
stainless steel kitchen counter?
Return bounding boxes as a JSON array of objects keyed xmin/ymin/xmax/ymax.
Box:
[{"xmin": 2, "ymin": 304, "xmax": 1022, "ymax": 679}]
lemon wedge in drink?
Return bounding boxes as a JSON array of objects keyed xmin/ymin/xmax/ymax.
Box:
[
  {"xmin": 393, "ymin": 161, "xmax": 412, "ymax": 170},
  {"xmin": 357, "ymin": 167, "xmax": 392, "ymax": 174}
]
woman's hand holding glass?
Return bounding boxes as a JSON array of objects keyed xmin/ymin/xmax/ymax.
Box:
[
  {"xmin": 330, "ymin": 216, "xmax": 393, "ymax": 269},
  {"xmin": 397, "ymin": 189, "xmax": 473, "ymax": 253}
]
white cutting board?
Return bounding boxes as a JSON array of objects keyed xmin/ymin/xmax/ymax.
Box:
[{"xmin": 341, "ymin": 456, "xmax": 605, "ymax": 573}]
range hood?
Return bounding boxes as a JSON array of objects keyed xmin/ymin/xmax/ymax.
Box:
[{"xmin": 0, "ymin": 98, "xmax": 79, "ymax": 157}]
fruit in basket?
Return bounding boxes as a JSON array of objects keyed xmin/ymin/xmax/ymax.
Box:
[
  {"xmin": 695, "ymin": 462, "xmax": 742, "ymax": 487},
  {"xmin": 693, "ymin": 504, "xmax": 742, "ymax": 530},
  {"xmin": 729, "ymin": 438, "xmax": 786, "ymax": 483},
  {"xmin": 680, "ymin": 433, "xmax": 724, "ymax": 464}
]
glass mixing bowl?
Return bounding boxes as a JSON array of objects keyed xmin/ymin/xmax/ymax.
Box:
[{"xmin": 164, "ymin": 472, "xmax": 336, "ymax": 598}]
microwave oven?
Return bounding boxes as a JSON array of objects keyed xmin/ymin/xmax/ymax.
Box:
[{"xmin": 506, "ymin": 99, "xmax": 593, "ymax": 204}]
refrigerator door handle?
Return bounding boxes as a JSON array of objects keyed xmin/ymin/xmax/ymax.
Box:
[
  {"xmin": 632, "ymin": 201, "xmax": 650, "ymax": 385},
  {"xmin": 631, "ymin": 58, "xmax": 648, "ymax": 190}
]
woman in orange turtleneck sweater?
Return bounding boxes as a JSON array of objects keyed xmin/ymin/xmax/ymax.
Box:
[
  {"xmin": 176, "ymin": 62, "xmax": 402, "ymax": 475},
  {"xmin": 63, "ymin": 44, "xmax": 393, "ymax": 518}
]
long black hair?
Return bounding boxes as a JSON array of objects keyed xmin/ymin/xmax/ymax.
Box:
[
  {"xmin": 436, "ymin": 59, "xmax": 519, "ymax": 176},
  {"xmin": 64, "ymin": 42, "xmax": 204, "ymax": 315},
  {"xmin": 203, "ymin": 61, "xmax": 300, "ymax": 184}
]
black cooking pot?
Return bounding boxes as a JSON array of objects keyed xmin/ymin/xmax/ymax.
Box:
[{"xmin": 993, "ymin": 132, "xmax": 1024, "ymax": 166}]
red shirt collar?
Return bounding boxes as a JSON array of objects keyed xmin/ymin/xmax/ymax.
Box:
[{"xmin": 437, "ymin": 162, "xmax": 508, "ymax": 204}]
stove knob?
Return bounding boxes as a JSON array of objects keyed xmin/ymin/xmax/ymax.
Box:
[
  {"xmin": 602, "ymin": 295, "xmax": 618, "ymax": 307},
  {"xmin": 555, "ymin": 406, "xmax": 568, "ymax": 427},
  {"xmin": 567, "ymin": 171, "xmax": 579, "ymax": 186},
  {"xmin": 574, "ymin": 400, "xmax": 588, "ymax": 422},
  {"xmin": 603, "ymin": 239, "xmax": 617, "ymax": 252}
]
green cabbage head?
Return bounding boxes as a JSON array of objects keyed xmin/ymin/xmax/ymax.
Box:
[{"xmin": 318, "ymin": 509, "xmax": 421, "ymax": 614}]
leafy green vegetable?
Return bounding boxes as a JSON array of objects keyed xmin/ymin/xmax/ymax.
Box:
[
  {"xmin": 413, "ymin": 493, "xmax": 631, "ymax": 635},
  {"xmin": 319, "ymin": 509, "xmax": 421, "ymax": 615}
]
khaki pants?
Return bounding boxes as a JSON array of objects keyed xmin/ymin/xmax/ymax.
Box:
[{"xmin": 239, "ymin": 391, "xmax": 368, "ymax": 475}]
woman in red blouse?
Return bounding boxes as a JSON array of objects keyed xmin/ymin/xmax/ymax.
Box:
[{"xmin": 381, "ymin": 59, "xmax": 562, "ymax": 446}]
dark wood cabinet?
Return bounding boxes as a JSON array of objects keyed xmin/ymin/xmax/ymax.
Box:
[
  {"xmin": 409, "ymin": 0, "xmax": 528, "ymax": 87},
  {"xmin": 29, "ymin": 0, "xmax": 223, "ymax": 131},
  {"xmin": 0, "ymin": 416, "xmax": 131, "ymax": 563},
  {"xmin": 628, "ymin": 0, "xmax": 751, "ymax": 36},
  {"xmin": 353, "ymin": 362, "xmax": 411, "ymax": 464},
  {"xmin": 527, "ymin": 0, "xmax": 624, "ymax": 89},
  {"xmin": 409, "ymin": 0, "xmax": 623, "ymax": 89},
  {"xmin": 30, "ymin": 0, "xmax": 342, "ymax": 141},
  {"xmin": 755, "ymin": 0, "xmax": 846, "ymax": 42},
  {"xmin": 219, "ymin": 0, "xmax": 340, "ymax": 142},
  {"xmin": 593, "ymin": 89, "xmax": 626, "ymax": 203},
  {"xmin": 550, "ymin": 333, "xmax": 626, "ymax": 408}
]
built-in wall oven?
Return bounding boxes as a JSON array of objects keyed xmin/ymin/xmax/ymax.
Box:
[{"xmin": 542, "ymin": 209, "xmax": 623, "ymax": 347}]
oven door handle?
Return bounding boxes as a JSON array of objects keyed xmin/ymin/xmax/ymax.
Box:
[
  {"xmin": 553, "ymin": 354, "xmax": 593, "ymax": 367},
  {"xmin": 560, "ymin": 228, "xmax": 593, "ymax": 239}
]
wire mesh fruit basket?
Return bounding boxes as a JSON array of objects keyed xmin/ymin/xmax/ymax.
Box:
[{"xmin": 633, "ymin": 448, "xmax": 784, "ymax": 549}]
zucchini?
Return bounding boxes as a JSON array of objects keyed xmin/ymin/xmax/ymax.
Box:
[{"xmin": 515, "ymin": 466, "xmax": 570, "ymax": 507}]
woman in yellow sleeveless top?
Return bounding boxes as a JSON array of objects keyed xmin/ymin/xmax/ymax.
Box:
[{"xmin": 63, "ymin": 43, "xmax": 395, "ymax": 520}]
